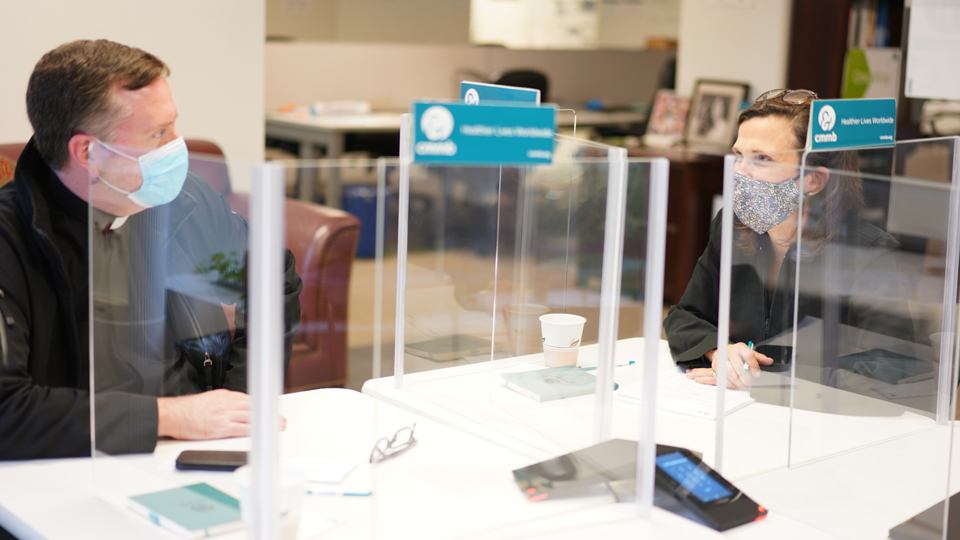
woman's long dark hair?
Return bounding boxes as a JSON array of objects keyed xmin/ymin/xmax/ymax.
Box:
[{"xmin": 735, "ymin": 95, "xmax": 864, "ymax": 255}]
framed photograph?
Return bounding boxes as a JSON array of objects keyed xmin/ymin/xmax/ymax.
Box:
[
  {"xmin": 685, "ymin": 80, "xmax": 750, "ymax": 148},
  {"xmin": 643, "ymin": 90, "xmax": 690, "ymax": 148}
]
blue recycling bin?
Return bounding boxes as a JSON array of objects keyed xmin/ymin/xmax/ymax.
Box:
[{"xmin": 342, "ymin": 184, "xmax": 378, "ymax": 258}]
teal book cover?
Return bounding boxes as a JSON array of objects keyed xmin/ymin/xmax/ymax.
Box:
[
  {"xmin": 502, "ymin": 367, "xmax": 597, "ymax": 402},
  {"xmin": 128, "ymin": 482, "xmax": 242, "ymax": 538}
]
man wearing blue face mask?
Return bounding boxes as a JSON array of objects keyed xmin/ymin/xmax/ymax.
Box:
[{"xmin": 0, "ymin": 39, "xmax": 302, "ymax": 459}]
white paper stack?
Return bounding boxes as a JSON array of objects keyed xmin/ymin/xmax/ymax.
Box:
[{"xmin": 616, "ymin": 374, "xmax": 754, "ymax": 419}]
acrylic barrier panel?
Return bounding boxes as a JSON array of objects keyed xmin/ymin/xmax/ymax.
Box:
[
  {"xmin": 259, "ymin": 155, "xmax": 664, "ymax": 537},
  {"xmin": 244, "ymin": 159, "xmax": 400, "ymax": 537},
  {"xmin": 86, "ymin": 151, "xmax": 377, "ymax": 538},
  {"xmin": 769, "ymin": 142, "xmax": 960, "ymax": 540},
  {"xmin": 604, "ymin": 159, "xmax": 669, "ymax": 514},
  {"xmin": 241, "ymin": 158, "xmax": 596, "ymax": 540},
  {"xmin": 786, "ymin": 148, "xmax": 958, "ymax": 457},
  {"xmin": 390, "ymin": 157, "xmax": 604, "ymax": 452},
  {"xmin": 248, "ymin": 158, "xmax": 481, "ymax": 539},
  {"xmin": 88, "ymin": 150, "xmax": 247, "ymax": 455},
  {"xmin": 680, "ymin": 152, "xmax": 807, "ymax": 482},
  {"xmin": 363, "ymin": 152, "xmax": 669, "ymax": 532}
]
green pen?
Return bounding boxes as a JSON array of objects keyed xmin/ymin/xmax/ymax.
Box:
[{"xmin": 744, "ymin": 341, "xmax": 755, "ymax": 375}]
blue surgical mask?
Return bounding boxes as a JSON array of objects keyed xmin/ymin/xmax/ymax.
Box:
[{"xmin": 92, "ymin": 136, "xmax": 189, "ymax": 208}]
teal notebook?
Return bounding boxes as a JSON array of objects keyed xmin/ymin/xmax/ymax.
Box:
[
  {"xmin": 127, "ymin": 482, "xmax": 242, "ymax": 538},
  {"xmin": 502, "ymin": 367, "xmax": 597, "ymax": 402}
]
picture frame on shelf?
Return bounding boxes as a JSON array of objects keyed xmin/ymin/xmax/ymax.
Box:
[
  {"xmin": 642, "ymin": 90, "xmax": 690, "ymax": 148},
  {"xmin": 685, "ymin": 80, "xmax": 750, "ymax": 149}
]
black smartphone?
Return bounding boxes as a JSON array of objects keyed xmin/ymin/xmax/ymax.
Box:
[
  {"xmin": 175, "ymin": 450, "xmax": 248, "ymax": 472},
  {"xmin": 754, "ymin": 344, "xmax": 792, "ymax": 372},
  {"xmin": 655, "ymin": 447, "xmax": 766, "ymax": 531}
]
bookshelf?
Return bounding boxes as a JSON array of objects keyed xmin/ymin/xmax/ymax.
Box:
[{"xmin": 786, "ymin": 0, "xmax": 904, "ymax": 99}]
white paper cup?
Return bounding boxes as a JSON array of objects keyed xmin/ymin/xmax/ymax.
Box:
[
  {"xmin": 543, "ymin": 343, "xmax": 580, "ymax": 367},
  {"xmin": 234, "ymin": 465, "xmax": 304, "ymax": 539},
  {"xmin": 539, "ymin": 313, "xmax": 586, "ymax": 348}
]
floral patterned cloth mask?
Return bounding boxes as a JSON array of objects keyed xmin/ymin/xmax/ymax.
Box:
[{"xmin": 732, "ymin": 171, "xmax": 802, "ymax": 234}]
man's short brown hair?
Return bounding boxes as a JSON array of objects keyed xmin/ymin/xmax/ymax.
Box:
[{"xmin": 26, "ymin": 39, "xmax": 170, "ymax": 170}]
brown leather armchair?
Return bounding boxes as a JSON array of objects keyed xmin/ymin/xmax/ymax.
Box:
[
  {"xmin": 0, "ymin": 139, "xmax": 360, "ymax": 392},
  {"xmin": 0, "ymin": 143, "xmax": 19, "ymax": 187}
]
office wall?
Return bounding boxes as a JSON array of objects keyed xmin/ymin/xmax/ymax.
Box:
[
  {"xmin": 597, "ymin": 0, "xmax": 680, "ymax": 49},
  {"xmin": 268, "ymin": 0, "xmax": 677, "ymax": 49},
  {"xmin": 0, "ymin": 0, "xmax": 263, "ymax": 191},
  {"xmin": 267, "ymin": 0, "xmax": 338, "ymax": 42},
  {"xmin": 265, "ymin": 41, "xmax": 672, "ymax": 110},
  {"xmin": 470, "ymin": 0, "xmax": 679, "ymax": 49},
  {"xmin": 337, "ymin": 0, "xmax": 470, "ymax": 44},
  {"xmin": 267, "ymin": 0, "xmax": 471, "ymax": 43},
  {"xmin": 471, "ymin": 0, "xmax": 599, "ymax": 49},
  {"xmin": 677, "ymin": 0, "xmax": 792, "ymax": 99}
]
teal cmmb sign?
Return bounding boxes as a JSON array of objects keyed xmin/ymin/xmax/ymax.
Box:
[
  {"xmin": 460, "ymin": 81, "xmax": 541, "ymax": 105},
  {"xmin": 411, "ymin": 101, "xmax": 555, "ymax": 165},
  {"xmin": 807, "ymin": 98, "xmax": 896, "ymax": 151}
]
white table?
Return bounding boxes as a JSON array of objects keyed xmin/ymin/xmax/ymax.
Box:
[
  {"xmin": 363, "ymin": 337, "xmax": 959, "ymax": 539},
  {"xmin": 0, "ymin": 387, "xmax": 833, "ymax": 540},
  {"xmin": 265, "ymin": 109, "xmax": 647, "ymax": 205}
]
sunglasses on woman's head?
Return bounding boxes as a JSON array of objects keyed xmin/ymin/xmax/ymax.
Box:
[{"xmin": 753, "ymin": 89, "xmax": 818, "ymax": 106}]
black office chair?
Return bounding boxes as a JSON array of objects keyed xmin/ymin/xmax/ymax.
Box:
[{"xmin": 493, "ymin": 69, "xmax": 550, "ymax": 103}]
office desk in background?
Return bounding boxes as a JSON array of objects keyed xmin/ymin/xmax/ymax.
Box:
[
  {"xmin": 265, "ymin": 111, "xmax": 403, "ymax": 205},
  {"xmin": 264, "ymin": 109, "xmax": 647, "ymax": 206}
]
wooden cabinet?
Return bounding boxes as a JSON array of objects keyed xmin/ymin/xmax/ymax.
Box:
[{"xmin": 628, "ymin": 147, "xmax": 724, "ymax": 304}]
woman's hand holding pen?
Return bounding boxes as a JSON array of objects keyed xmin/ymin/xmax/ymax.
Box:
[{"xmin": 687, "ymin": 342, "xmax": 774, "ymax": 389}]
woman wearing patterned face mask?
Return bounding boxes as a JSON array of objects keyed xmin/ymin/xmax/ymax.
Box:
[{"xmin": 663, "ymin": 89, "xmax": 916, "ymax": 389}]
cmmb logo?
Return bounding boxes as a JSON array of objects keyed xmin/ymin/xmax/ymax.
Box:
[
  {"xmin": 416, "ymin": 105, "xmax": 458, "ymax": 156},
  {"xmin": 818, "ymin": 105, "xmax": 837, "ymax": 131},
  {"xmin": 814, "ymin": 104, "xmax": 838, "ymax": 144},
  {"xmin": 463, "ymin": 88, "xmax": 480, "ymax": 105},
  {"xmin": 420, "ymin": 105, "xmax": 454, "ymax": 141}
]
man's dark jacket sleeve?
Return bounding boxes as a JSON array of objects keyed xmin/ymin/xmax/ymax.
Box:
[{"xmin": 0, "ymin": 230, "xmax": 157, "ymax": 459}]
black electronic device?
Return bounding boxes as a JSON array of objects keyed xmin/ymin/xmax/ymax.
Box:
[
  {"xmin": 655, "ymin": 446, "xmax": 766, "ymax": 531},
  {"xmin": 754, "ymin": 344, "xmax": 792, "ymax": 372},
  {"xmin": 175, "ymin": 450, "xmax": 248, "ymax": 472},
  {"xmin": 513, "ymin": 439, "xmax": 765, "ymax": 531},
  {"xmin": 512, "ymin": 439, "xmax": 637, "ymax": 502}
]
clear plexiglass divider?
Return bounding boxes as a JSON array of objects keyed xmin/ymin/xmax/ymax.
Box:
[
  {"xmin": 88, "ymin": 151, "xmax": 390, "ymax": 539},
  {"xmin": 233, "ymin": 154, "xmax": 604, "ymax": 538},
  {"xmin": 709, "ymin": 151, "xmax": 807, "ymax": 482},
  {"xmin": 359, "ymin": 126, "xmax": 671, "ymax": 532},
  {"xmin": 710, "ymin": 138, "xmax": 960, "ymax": 539},
  {"xmin": 784, "ymin": 137, "xmax": 960, "ymax": 539},
  {"xmin": 250, "ymin": 149, "xmax": 668, "ymax": 537}
]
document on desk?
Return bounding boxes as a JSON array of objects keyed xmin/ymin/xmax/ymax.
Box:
[
  {"xmin": 304, "ymin": 465, "xmax": 373, "ymax": 497},
  {"xmin": 616, "ymin": 375, "xmax": 754, "ymax": 419},
  {"xmin": 283, "ymin": 457, "xmax": 373, "ymax": 497}
]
